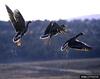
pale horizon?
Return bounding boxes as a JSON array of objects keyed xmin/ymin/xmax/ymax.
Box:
[{"xmin": 0, "ymin": 0, "xmax": 100, "ymax": 21}]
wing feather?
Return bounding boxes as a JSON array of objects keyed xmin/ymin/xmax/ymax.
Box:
[
  {"xmin": 5, "ymin": 5, "xmax": 17, "ymax": 31},
  {"xmin": 14, "ymin": 9, "xmax": 25, "ymax": 32},
  {"xmin": 44, "ymin": 22, "xmax": 53, "ymax": 34},
  {"xmin": 74, "ymin": 40, "xmax": 92, "ymax": 51}
]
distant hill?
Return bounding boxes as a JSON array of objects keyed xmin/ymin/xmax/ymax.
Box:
[
  {"xmin": 0, "ymin": 19, "xmax": 100, "ymax": 63},
  {"xmin": 69, "ymin": 14, "xmax": 100, "ymax": 20}
]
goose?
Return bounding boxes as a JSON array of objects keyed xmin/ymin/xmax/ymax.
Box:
[
  {"xmin": 5, "ymin": 5, "xmax": 31, "ymax": 46},
  {"xmin": 40, "ymin": 22, "xmax": 66, "ymax": 39},
  {"xmin": 61, "ymin": 32, "xmax": 92, "ymax": 52}
]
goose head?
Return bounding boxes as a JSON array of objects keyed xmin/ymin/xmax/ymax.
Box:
[{"xmin": 59, "ymin": 25, "xmax": 66, "ymax": 33}]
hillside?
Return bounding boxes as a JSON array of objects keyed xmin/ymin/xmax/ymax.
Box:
[
  {"xmin": 69, "ymin": 14, "xmax": 100, "ymax": 20},
  {"xmin": 0, "ymin": 19, "xmax": 100, "ymax": 63}
]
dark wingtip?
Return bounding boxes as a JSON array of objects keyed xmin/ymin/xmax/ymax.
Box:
[
  {"xmin": 5, "ymin": 4, "xmax": 11, "ymax": 13},
  {"xmin": 5, "ymin": 4, "xmax": 8, "ymax": 9},
  {"xmin": 5, "ymin": 4, "xmax": 9, "ymax": 9},
  {"xmin": 5, "ymin": 4, "xmax": 7, "ymax": 7}
]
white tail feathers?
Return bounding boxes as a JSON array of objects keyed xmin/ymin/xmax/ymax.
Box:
[
  {"xmin": 13, "ymin": 38, "xmax": 22, "ymax": 46},
  {"xmin": 61, "ymin": 44, "xmax": 69, "ymax": 52},
  {"xmin": 61, "ymin": 46, "xmax": 64, "ymax": 51},
  {"xmin": 13, "ymin": 35, "xmax": 21, "ymax": 43},
  {"xmin": 40, "ymin": 34, "xmax": 50, "ymax": 39}
]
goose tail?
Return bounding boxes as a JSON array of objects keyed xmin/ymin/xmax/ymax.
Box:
[
  {"xmin": 40, "ymin": 34, "xmax": 50, "ymax": 39},
  {"xmin": 61, "ymin": 44, "xmax": 69, "ymax": 52}
]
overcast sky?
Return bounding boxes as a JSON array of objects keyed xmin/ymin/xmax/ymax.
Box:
[{"xmin": 0, "ymin": 0, "xmax": 100, "ymax": 21}]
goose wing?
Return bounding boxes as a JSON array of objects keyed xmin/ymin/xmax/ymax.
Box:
[
  {"xmin": 5, "ymin": 5, "xmax": 17, "ymax": 31},
  {"xmin": 44, "ymin": 22, "xmax": 53, "ymax": 35},
  {"xmin": 49, "ymin": 22, "xmax": 60, "ymax": 35},
  {"xmin": 52, "ymin": 22, "xmax": 60, "ymax": 30},
  {"xmin": 74, "ymin": 40, "xmax": 92, "ymax": 51},
  {"xmin": 14, "ymin": 9, "xmax": 25, "ymax": 32},
  {"xmin": 51, "ymin": 22, "xmax": 64, "ymax": 33}
]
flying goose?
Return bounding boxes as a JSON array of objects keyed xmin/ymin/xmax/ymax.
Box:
[
  {"xmin": 61, "ymin": 32, "xmax": 92, "ymax": 52},
  {"xmin": 40, "ymin": 22, "xmax": 66, "ymax": 39},
  {"xmin": 5, "ymin": 5, "xmax": 31, "ymax": 46}
]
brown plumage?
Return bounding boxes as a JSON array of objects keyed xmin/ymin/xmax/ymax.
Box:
[
  {"xmin": 61, "ymin": 32, "xmax": 92, "ymax": 52},
  {"xmin": 5, "ymin": 5, "xmax": 31, "ymax": 46}
]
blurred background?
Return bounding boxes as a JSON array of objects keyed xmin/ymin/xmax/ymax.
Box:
[
  {"xmin": 0, "ymin": 18, "xmax": 100, "ymax": 63},
  {"xmin": 0, "ymin": 1, "xmax": 100, "ymax": 79}
]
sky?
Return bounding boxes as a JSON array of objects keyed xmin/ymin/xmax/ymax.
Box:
[{"xmin": 0, "ymin": 0, "xmax": 100, "ymax": 21}]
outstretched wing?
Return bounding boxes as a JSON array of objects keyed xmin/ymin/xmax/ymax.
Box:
[
  {"xmin": 5, "ymin": 5, "xmax": 17, "ymax": 31},
  {"xmin": 51, "ymin": 22, "xmax": 64, "ymax": 33},
  {"xmin": 44, "ymin": 22, "xmax": 53, "ymax": 35},
  {"xmin": 14, "ymin": 9, "xmax": 25, "ymax": 32},
  {"xmin": 74, "ymin": 40, "xmax": 92, "ymax": 51},
  {"xmin": 51, "ymin": 22, "xmax": 59, "ymax": 30}
]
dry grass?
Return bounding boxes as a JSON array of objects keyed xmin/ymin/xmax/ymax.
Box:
[{"xmin": 0, "ymin": 58, "xmax": 100, "ymax": 79}]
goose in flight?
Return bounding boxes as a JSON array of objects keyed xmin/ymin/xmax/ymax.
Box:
[
  {"xmin": 5, "ymin": 5, "xmax": 31, "ymax": 46},
  {"xmin": 61, "ymin": 32, "xmax": 92, "ymax": 52},
  {"xmin": 40, "ymin": 22, "xmax": 67, "ymax": 39}
]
